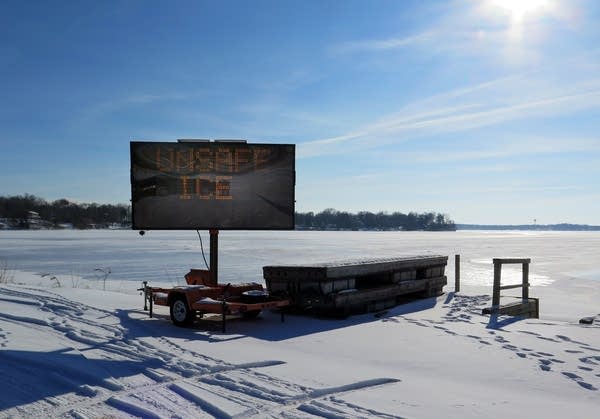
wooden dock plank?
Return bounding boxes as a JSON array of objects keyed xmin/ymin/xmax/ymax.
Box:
[
  {"xmin": 492, "ymin": 258, "xmax": 531, "ymax": 264},
  {"xmin": 263, "ymin": 255, "xmax": 448, "ymax": 280}
]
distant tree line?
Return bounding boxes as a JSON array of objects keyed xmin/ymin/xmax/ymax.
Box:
[
  {"xmin": 295, "ymin": 208, "xmax": 456, "ymax": 231},
  {"xmin": 0, "ymin": 194, "xmax": 130, "ymax": 229},
  {"xmin": 1, "ymin": 194, "xmax": 456, "ymax": 231}
]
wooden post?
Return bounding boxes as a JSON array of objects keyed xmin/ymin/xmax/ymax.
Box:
[
  {"xmin": 522, "ymin": 261, "xmax": 529, "ymax": 300},
  {"xmin": 492, "ymin": 259, "xmax": 501, "ymax": 309},
  {"xmin": 454, "ymin": 254, "xmax": 460, "ymax": 293}
]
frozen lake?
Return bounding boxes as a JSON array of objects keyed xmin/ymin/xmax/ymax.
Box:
[{"xmin": 1, "ymin": 230, "xmax": 600, "ymax": 288}]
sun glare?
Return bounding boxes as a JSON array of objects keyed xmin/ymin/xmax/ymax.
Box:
[{"xmin": 493, "ymin": 0, "xmax": 552, "ymax": 21}]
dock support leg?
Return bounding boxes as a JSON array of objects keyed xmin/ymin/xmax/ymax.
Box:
[
  {"xmin": 222, "ymin": 301, "xmax": 227, "ymax": 333},
  {"xmin": 149, "ymin": 289, "xmax": 153, "ymax": 318}
]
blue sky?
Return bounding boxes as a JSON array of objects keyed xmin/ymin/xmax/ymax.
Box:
[{"xmin": 1, "ymin": 0, "xmax": 600, "ymax": 224}]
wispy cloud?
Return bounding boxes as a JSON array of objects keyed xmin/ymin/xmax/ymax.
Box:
[
  {"xmin": 297, "ymin": 103, "xmax": 480, "ymax": 155},
  {"xmin": 383, "ymin": 136, "xmax": 600, "ymax": 164},
  {"xmin": 332, "ymin": 32, "xmax": 433, "ymax": 54},
  {"xmin": 125, "ymin": 94, "xmax": 173, "ymax": 104},
  {"xmin": 297, "ymin": 78, "xmax": 600, "ymax": 158},
  {"xmin": 303, "ymin": 1, "xmax": 600, "ymax": 160},
  {"xmin": 463, "ymin": 184, "xmax": 584, "ymax": 194},
  {"xmin": 77, "ymin": 92, "xmax": 192, "ymax": 125}
]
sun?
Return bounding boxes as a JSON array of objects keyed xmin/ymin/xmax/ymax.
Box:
[{"xmin": 492, "ymin": 0, "xmax": 552, "ymax": 21}]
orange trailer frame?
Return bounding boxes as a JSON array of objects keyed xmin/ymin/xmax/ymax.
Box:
[{"xmin": 140, "ymin": 268, "xmax": 289, "ymax": 332}]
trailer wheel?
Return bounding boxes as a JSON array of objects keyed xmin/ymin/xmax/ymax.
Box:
[
  {"xmin": 170, "ymin": 296, "xmax": 193, "ymax": 327},
  {"xmin": 242, "ymin": 310, "xmax": 261, "ymax": 319},
  {"xmin": 240, "ymin": 290, "xmax": 266, "ymax": 319}
]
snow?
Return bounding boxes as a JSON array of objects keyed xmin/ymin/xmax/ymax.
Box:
[{"xmin": 1, "ymin": 230, "xmax": 600, "ymax": 418}]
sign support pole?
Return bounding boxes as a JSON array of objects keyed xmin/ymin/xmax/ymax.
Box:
[{"xmin": 209, "ymin": 229, "xmax": 219, "ymax": 285}]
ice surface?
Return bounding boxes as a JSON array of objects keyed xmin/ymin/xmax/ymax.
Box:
[{"xmin": 2, "ymin": 230, "xmax": 600, "ymax": 287}]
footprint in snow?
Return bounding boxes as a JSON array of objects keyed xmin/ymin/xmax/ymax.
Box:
[
  {"xmin": 538, "ymin": 359, "xmax": 554, "ymax": 371},
  {"xmin": 557, "ymin": 335, "xmax": 589, "ymax": 346},
  {"xmin": 518, "ymin": 331, "xmax": 540, "ymax": 336},
  {"xmin": 578, "ymin": 382, "xmax": 598, "ymax": 391},
  {"xmin": 529, "ymin": 353, "xmax": 542, "ymax": 358},
  {"xmin": 495, "ymin": 336, "xmax": 509, "ymax": 344},
  {"xmin": 561, "ymin": 372, "xmax": 598, "ymax": 391},
  {"xmin": 579, "ymin": 356, "xmax": 600, "ymax": 365}
]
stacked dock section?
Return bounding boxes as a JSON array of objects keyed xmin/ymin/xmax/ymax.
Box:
[{"xmin": 263, "ymin": 255, "xmax": 448, "ymax": 315}]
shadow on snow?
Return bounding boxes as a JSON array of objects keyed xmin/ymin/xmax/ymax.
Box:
[
  {"xmin": 0, "ymin": 348, "xmax": 164, "ymax": 410},
  {"xmin": 133, "ymin": 294, "xmax": 441, "ymax": 342}
]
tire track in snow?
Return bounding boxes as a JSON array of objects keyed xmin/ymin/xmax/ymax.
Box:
[
  {"xmin": 64, "ymin": 364, "xmax": 399, "ymax": 418},
  {"xmin": 50, "ymin": 361, "xmax": 289, "ymax": 418},
  {"xmin": 191, "ymin": 372, "xmax": 401, "ymax": 417},
  {"xmin": 298, "ymin": 398, "xmax": 403, "ymax": 419},
  {"xmin": 1, "ymin": 286, "xmax": 402, "ymax": 418}
]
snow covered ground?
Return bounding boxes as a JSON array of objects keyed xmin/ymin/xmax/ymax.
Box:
[{"xmin": 1, "ymin": 230, "xmax": 600, "ymax": 418}]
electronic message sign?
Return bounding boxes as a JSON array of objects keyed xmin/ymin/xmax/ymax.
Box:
[{"xmin": 130, "ymin": 141, "xmax": 295, "ymax": 230}]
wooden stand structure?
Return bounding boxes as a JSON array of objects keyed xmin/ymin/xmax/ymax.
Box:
[
  {"xmin": 482, "ymin": 258, "xmax": 539, "ymax": 319},
  {"xmin": 264, "ymin": 256, "xmax": 448, "ymax": 316}
]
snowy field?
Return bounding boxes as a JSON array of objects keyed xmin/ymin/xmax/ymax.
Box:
[{"xmin": 1, "ymin": 230, "xmax": 600, "ymax": 418}]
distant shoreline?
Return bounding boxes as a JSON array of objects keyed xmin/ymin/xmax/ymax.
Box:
[
  {"xmin": 3, "ymin": 225, "xmax": 600, "ymax": 232},
  {"xmin": 456, "ymin": 224, "xmax": 600, "ymax": 231}
]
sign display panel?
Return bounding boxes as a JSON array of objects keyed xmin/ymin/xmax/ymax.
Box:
[{"xmin": 131, "ymin": 141, "xmax": 295, "ymax": 230}]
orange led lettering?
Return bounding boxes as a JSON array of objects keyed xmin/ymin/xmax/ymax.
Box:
[
  {"xmin": 194, "ymin": 148, "xmax": 213, "ymax": 172},
  {"xmin": 215, "ymin": 148, "xmax": 233, "ymax": 173},
  {"xmin": 196, "ymin": 176, "xmax": 213, "ymax": 199},
  {"xmin": 180, "ymin": 176, "xmax": 192, "ymax": 199},
  {"xmin": 215, "ymin": 176, "xmax": 232, "ymax": 200}
]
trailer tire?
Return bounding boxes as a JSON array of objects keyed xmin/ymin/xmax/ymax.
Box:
[
  {"xmin": 242, "ymin": 310, "xmax": 261, "ymax": 319},
  {"xmin": 170, "ymin": 296, "xmax": 194, "ymax": 327}
]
